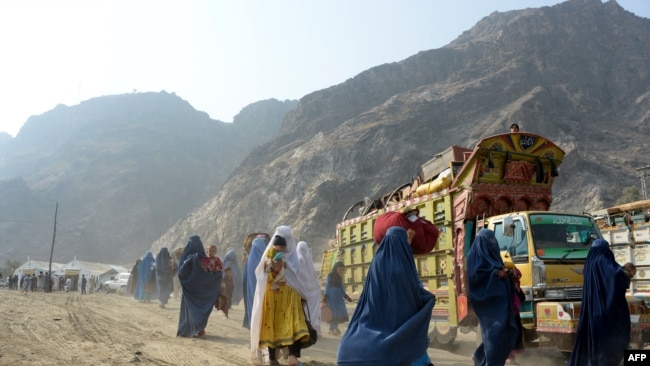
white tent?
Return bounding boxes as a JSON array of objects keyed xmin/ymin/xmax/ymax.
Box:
[
  {"xmin": 13, "ymin": 259, "xmax": 63, "ymax": 278},
  {"xmin": 57, "ymin": 259, "xmax": 129, "ymax": 291},
  {"xmin": 13, "ymin": 258, "xmax": 64, "ymax": 290}
]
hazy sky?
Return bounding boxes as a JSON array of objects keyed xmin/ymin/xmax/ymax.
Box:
[{"xmin": 1, "ymin": 0, "xmax": 648, "ymax": 137}]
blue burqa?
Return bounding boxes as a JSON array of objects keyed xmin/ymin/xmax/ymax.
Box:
[
  {"xmin": 337, "ymin": 226, "xmax": 436, "ymax": 366},
  {"xmin": 242, "ymin": 236, "xmax": 267, "ymax": 329},
  {"xmin": 155, "ymin": 247, "xmax": 174, "ymax": 306},
  {"xmin": 134, "ymin": 251, "xmax": 156, "ymax": 301},
  {"xmin": 567, "ymin": 238, "xmax": 630, "ymax": 366},
  {"xmin": 176, "ymin": 235, "xmax": 223, "ymax": 337},
  {"xmin": 223, "ymin": 249, "xmax": 243, "ymax": 306},
  {"xmin": 467, "ymin": 228, "xmax": 518, "ymax": 366}
]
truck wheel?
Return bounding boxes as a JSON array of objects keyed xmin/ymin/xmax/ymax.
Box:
[
  {"xmin": 103, "ymin": 285, "xmax": 110, "ymax": 292},
  {"xmin": 428, "ymin": 323, "xmax": 457, "ymax": 350},
  {"xmin": 523, "ymin": 328, "xmax": 537, "ymax": 347}
]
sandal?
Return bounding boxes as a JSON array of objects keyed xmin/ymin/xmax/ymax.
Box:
[{"xmin": 193, "ymin": 329, "xmax": 206, "ymax": 338}]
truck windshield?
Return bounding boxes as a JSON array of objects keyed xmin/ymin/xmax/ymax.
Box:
[{"xmin": 530, "ymin": 213, "xmax": 600, "ymax": 259}]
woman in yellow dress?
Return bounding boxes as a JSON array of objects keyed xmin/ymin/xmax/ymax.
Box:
[{"xmin": 250, "ymin": 226, "xmax": 310, "ymax": 366}]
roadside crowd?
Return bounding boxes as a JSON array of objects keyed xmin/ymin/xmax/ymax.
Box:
[{"xmin": 3, "ymin": 271, "xmax": 99, "ymax": 294}]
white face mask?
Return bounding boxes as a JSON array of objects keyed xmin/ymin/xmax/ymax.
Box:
[{"xmin": 408, "ymin": 214, "xmax": 418, "ymax": 222}]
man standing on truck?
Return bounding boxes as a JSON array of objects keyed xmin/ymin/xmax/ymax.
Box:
[{"xmin": 373, "ymin": 207, "xmax": 439, "ymax": 255}]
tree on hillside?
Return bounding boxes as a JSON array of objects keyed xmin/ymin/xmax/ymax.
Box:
[{"xmin": 1, "ymin": 259, "xmax": 21, "ymax": 277}]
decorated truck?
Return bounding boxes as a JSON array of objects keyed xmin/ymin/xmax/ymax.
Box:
[
  {"xmin": 589, "ymin": 199, "xmax": 650, "ymax": 347},
  {"xmin": 321, "ymin": 131, "xmax": 604, "ymax": 352}
]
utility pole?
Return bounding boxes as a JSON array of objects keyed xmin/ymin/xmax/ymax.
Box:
[
  {"xmin": 637, "ymin": 166, "xmax": 650, "ymax": 200},
  {"xmin": 48, "ymin": 203, "xmax": 58, "ymax": 293}
]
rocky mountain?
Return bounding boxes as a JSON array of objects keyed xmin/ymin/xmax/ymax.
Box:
[
  {"xmin": 151, "ymin": 0, "xmax": 650, "ymax": 260},
  {"xmin": 0, "ymin": 92, "xmax": 296, "ymax": 264},
  {"xmin": 2, "ymin": 0, "xmax": 649, "ymax": 267}
]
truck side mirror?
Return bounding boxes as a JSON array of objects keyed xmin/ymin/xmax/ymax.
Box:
[{"xmin": 503, "ymin": 217, "xmax": 515, "ymax": 237}]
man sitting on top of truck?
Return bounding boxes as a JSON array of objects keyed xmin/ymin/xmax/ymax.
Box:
[{"xmin": 373, "ymin": 207, "xmax": 439, "ymax": 255}]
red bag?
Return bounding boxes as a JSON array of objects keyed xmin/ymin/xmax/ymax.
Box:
[{"xmin": 373, "ymin": 211, "xmax": 439, "ymax": 255}]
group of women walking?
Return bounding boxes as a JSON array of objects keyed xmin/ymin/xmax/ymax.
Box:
[
  {"xmin": 241, "ymin": 224, "xmax": 436, "ymax": 366},
  {"xmin": 125, "ymin": 248, "xmax": 178, "ymax": 307},
  {"xmin": 171, "ymin": 226, "xmax": 320, "ymax": 366},
  {"xmin": 144, "ymin": 214, "xmax": 634, "ymax": 366},
  {"xmin": 170, "ymin": 217, "xmax": 440, "ymax": 366}
]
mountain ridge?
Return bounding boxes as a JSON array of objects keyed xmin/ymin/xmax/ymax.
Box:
[
  {"xmin": 152, "ymin": 0, "xmax": 650, "ymax": 259},
  {"xmin": 2, "ymin": 0, "xmax": 649, "ymax": 266}
]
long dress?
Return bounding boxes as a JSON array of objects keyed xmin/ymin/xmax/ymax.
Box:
[
  {"xmin": 223, "ymin": 249, "xmax": 243, "ymax": 306},
  {"xmin": 155, "ymin": 247, "xmax": 175, "ymax": 306},
  {"xmin": 325, "ymin": 263, "xmax": 349, "ymax": 330},
  {"xmin": 134, "ymin": 252, "xmax": 155, "ymax": 301},
  {"xmin": 250, "ymin": 226, "xmax": 312, "ymax": 364},
  {"xmin": 467, "ymin": 228, "xmax": 518, "ymax": 366},
  {"xmin": 243, "ymin": 236, "xmax": 268, "ymax": 329},
  {"xmin": 257, "ymin": 246, "xmax": 309, "ymax": 348},
  {"xmin": 127, "ymin": 260, "xmax": 140, "ymax": 296},
  {"xmin": 176, "ymin": 235, "xmax": 223, "ymax": 337},
  {"xmin": 337, "ymin": 226, "xmax": 436, "ymax": 366},
  {"xmin": 567, "ymin": 238, "xmax": 630, "ymax": 366},
  {"xmin": 296, "ymin": 241, "xmax": 322, "ymax": 332}
]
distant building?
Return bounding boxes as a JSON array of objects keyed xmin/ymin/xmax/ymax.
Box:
[
  {"xmin": 13, "ymin": 258, "xmax": 64, "ymax": 278},
  {"xmin": 13, "ymin": 258, "xmax": 128, "ymax": 292},
  {"xmin": 56, "ymin": 259, "xmax": 129, "ymax": 291},
  {"xmin": 12, "ymin": 259, "xmax": 64, "ymax": 290}
]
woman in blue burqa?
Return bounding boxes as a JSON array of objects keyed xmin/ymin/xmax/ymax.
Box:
[
  {"xmin": 155, "ymin": 247, "xmax": 175, "ymax": 308},
  {"xmin": 134, "ymin": 251, "xmax": 156, "ymax": 302},
  {"xmin": 467, "ymin": 228, "xmax": 518, "ymax": 366},
  {"xmin": 337, "ymin": 226, "xmax": 436, "ymax": 366},
  {"xmin": 223, "ymin": 248, "xmax": 243, "ymax": 307},
  {"xmin": 243, "ymin": 234, "xmax": 268, "ymax": 329},
  {"xmin": 567, "ymin": 238, "xmax": 630, "ymax": 366},
  {"xmin": 176, "ymin": 235, "xmax": 223, "ymax": 337}
]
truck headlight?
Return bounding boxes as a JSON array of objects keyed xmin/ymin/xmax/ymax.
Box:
[{"xmin": 544, "ymin": 289, "xmax": 566, "ymax": 299}]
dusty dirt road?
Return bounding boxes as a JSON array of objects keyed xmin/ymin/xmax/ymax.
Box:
[{"xmin": 0, "ymin": 289, "xmax": 568, "ymax": 365}]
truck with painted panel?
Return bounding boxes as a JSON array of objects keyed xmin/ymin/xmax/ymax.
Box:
[{"xmin": 322, "ymin": 131, "xmax": 602, "ymax": 352}]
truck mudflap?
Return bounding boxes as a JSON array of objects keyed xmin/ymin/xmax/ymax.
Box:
[{"xmin": 536, "ymin": 298, "xmax": 650, "ymax": 351}]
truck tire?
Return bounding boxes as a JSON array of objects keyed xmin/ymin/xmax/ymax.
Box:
[
  {"xmin": 428, "ymin": 323, "xmax": 457, "ymax": 350},
  {"xmin": 103, "ymin": 284, "xmax": 110, "ymax": 293}
]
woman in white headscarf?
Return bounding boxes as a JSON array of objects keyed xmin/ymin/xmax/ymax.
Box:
[
  {"xmin": 296, "ymin": 241, "xmax": 322, "ymax": 333},
  {"xmin": 250, "ymin": 226, "xmax": 312, "ymax": 366}
]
